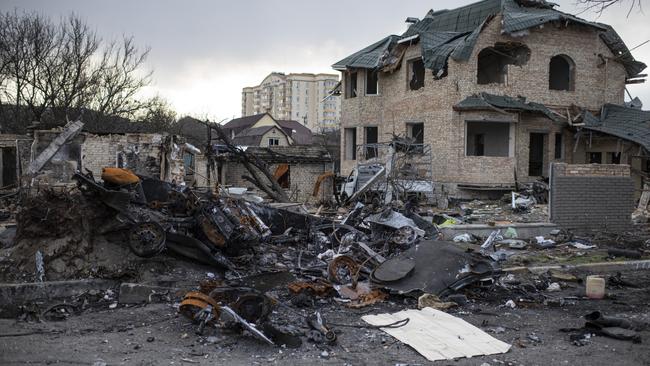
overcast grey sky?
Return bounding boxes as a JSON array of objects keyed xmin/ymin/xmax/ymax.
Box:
[{"xmin": 1, "ymin": 0, "xmax": 648, "ymax": 119}]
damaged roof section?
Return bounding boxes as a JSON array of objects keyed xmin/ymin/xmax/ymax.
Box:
[
  {"xmin": 454, "ymin": 92, "xmax": 564, "ymax": 122},
  {"xmin": 332, "ymin": 35, "xmax": 400, "ymax": 71},
  {"xmin": 582, "ymin": 104, "xmax": 650, "ymax": 152},
  {"xmin": 332, "ymin": 0, "xmax": 646, "ymax": 78}
]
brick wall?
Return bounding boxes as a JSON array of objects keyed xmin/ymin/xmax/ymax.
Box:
[
  {"xmin": 550, "ymin": 163, "xmax": 633, "ymax": 232},
  {"xmin": 81, "ymin": 133, "xmax": 165, "ymax": 180},
  {"xmin": 339, "ymin": 13, "xmax": 627, "ymax": 195}
]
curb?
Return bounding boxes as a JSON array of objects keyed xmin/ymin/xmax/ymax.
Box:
[{"xmin": 504, "ymin": 259, "xmax": 650, "ymax": 274}]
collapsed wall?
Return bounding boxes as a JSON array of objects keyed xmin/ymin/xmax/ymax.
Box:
[{"xmin": 550, "ymin": 163, "xmax": 634, "ymax": 232}]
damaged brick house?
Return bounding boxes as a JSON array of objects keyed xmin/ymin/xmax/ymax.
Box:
[
  {"xmin": 0, "ymin": 118, "xmax": 190, "ymax": 190},
  {"xmin": 170, "ymin": 115, "xmax": 333, "ymax": 203},
  {"xmin": 333, "ymin": 0, "xmax": 647, "ymax": 202}
]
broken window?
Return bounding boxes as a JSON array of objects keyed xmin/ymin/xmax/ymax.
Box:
[
  {"xmin": 344, "ymin": 127, "xmax": 357, "ymax": 160},
  {"xmin": 407, "ymin": 123, "xmax": 424, "ymax": 144},
  {"xmin": 366, "ymin": 69, "xmax": 379, "ymax": 95},
  {"xmin": 608, "ymin": 152, "xmax": 621, "ymax": 164},
  {"xmin": 588, "ymin": 152, "xmax": 602, "ymax": 164},
  {"xmin": 408, "ymin": 58, "xmax": 425, "ymax": 90},
  {"xmin": 466, "ymin": 122, "xmax": 510, "ymax": 157},
  {"xmin": 0, "ymin": 147, "xmax": 17, "ymax": 188},
  {"xmin": 549, "ymin": 55, "xmax": 575, "ymax": 91},
  {"xmin": 365, "ymin": 126, "xmax": 378, "ymax": 159},
  {"xmin": 477, "ymin": 42, "xmax": 530, "ymax": 85},
  {"xmin": 268, "ymin": 138, "xmax": 280, "ymax": 146},
  {"xmin": 554, "ymin": 133, "xmax": 563, "ymax": 159},
  {"xmin": 346, "ymin": 71, "xmax": 357, "ymax": 98},
  {"xmin": 406, "ymin": 122, "xmax": 424, "ymax": 154}
]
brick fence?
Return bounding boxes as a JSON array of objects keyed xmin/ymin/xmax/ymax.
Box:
[{"xmin": 550, "ymin": 163, "xmax": 633, "ymax": 232}]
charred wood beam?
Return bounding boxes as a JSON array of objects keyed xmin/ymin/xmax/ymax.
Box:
[{"xmin": 208, "ymin": 122, "xmax": 290, "ymax": 203}]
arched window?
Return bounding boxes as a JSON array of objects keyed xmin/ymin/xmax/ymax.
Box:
[{"xmin": 549, "ymin": 55, "xmax": 575, "ymax": 91}]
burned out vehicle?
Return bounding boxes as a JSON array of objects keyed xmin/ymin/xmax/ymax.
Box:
[{"xmin": 72, "ymin": 169, "xmax": 272, "ymax": 269}]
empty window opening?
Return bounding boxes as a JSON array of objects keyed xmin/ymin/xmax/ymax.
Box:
[
  {"xmin": 466, "ymin": 122, "xmax": 510, "ymax": 157},
  {"xmin": 366, "ymin": 69, "xmax": 378, "ymax": 95},
  {"xmin": 407, "ymin": 122, "xmax": 424, "ymax": 144},
  {"xmin": 408, "ymin": 58, "xmax": 425, "ymax": 90},
  {"xmin": 344, "ymin": 128, "xmax": 357, "ymax": 160},
  {"xmin": 268, "ymin": 138, "xmax": 280, "ymax": 146},
  {"xmin": 608, "ymin": 152, "xmax": 621, "ymax": 164},
  {"xmin": 529, "ymin": 133, "xmax": 546, "ymax": 176},
  {"xmin": 554, "ymin": 133, "xmax": 563, "ymax": 159},
  {"xmin": 274, "ymin": 164, "xmax": 290, "ymax": 189},
  {"xmin": 477, "ymin": 42, "xmax": 530, "ymax": 85},
  {"xmin": 406, "ymin": 122, "xmax": 424, "ymax": 153},
  {"xmin": 1, "ymin": 147, "xmax": 17, "ymax": 188},
  {"xmin": 346, "ymin": 71, "xmax": 357, "ymax": 98},
  {"xmin": 549, "ymin": 54, "xmax": 575, "ymax": 91},
  {"xmin": 588, "ymin": 152, "xmax": 602, "ymax": 164},
  {"xmin": 365, "ymin": 126, "xmax": 378, "ymax": 159}
]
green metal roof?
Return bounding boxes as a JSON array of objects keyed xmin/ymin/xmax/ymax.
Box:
[
  {"xmin": 454, "ymin": 92, "xmax": 564, "ymax": 122},
  {"xmin": 582, "ymin": 104, "xmax": 650, "ymax": 152},
  {"xmin": 332, "ymin": 0, "xmax": 645, "ymax": 78},
  {"xmin": 332, "ymin": 35, "xmax": 400, "ymax": 70}
]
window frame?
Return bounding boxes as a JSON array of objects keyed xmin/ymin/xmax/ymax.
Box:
[
  {"xmin": 407, "ymin": 58, "xmax": 425, "ymax": 91},
  {"xmin": 345, "ymin": 71, "xmax": 358, "ymax": 99},
  {"xmin": 268, "ymin": 137, "xmax": 280, "ymax": 146},
  {"xmin": 365, "ymin": 69, "xmax": 379, "ymax": 95}
]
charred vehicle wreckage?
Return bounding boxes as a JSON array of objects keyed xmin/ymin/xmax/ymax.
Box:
[{"xmin": 18, "ymin": 166, "xmax": 502, "ymax": 349}]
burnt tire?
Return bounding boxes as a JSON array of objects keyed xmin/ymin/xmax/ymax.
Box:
[{"xmin": 128, "ymin": 222, "xmax": 166, "ymax": 258}]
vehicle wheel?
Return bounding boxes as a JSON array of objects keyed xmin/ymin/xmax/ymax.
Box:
[{"xmin": 128, "ymin": 222, "xmax": 166, "ymax": 257}]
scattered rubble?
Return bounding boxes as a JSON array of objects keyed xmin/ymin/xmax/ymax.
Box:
[{"xmin": 1, "ymin": 138, "xmax": 650, "ymax": 363}]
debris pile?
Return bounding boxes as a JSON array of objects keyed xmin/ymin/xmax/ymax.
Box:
[{"xmin": 2, "ymin": 161, "xmax": 649, "ymax": 363}]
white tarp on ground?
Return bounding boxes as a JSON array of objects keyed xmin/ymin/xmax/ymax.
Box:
[{"xmin": 362, "ymin": 307, "xmax": 511, "ymax": 361}]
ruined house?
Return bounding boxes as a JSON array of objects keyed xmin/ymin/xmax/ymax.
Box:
[
  {"xmin": 209, "ymin": 145, "xmax": 334, "ymax": 203},
  {"xmin": 0, "ymin": 119, "xmax": 190, "ymax": 189},
  {"xmin": 332, "ymin": 0, "xmax": 647, "ymax": 202},
  {"xmin": 173, "ymin": 115, "xmax": 334, "ymax": 203}
]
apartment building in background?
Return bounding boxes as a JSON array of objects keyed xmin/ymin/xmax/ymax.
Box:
[{"xmin": 241, "ymin": 72, "xmax": 341, "ymax": 131}]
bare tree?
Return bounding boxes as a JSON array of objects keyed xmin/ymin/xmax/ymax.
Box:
[
  {"xmin": 0, "ymin": 11, "xmax": 151, "ymax": 127},
  {"xmin": 575, "ymin": 0, "xmax": 643, "ymax": 17},
  {"xmin": 136, "ymin": 95, "xmax": 176, "ymax": 131},
  {"xmin": 89, "ymin": 36, "xmax": 152, "ymax": 117}
]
